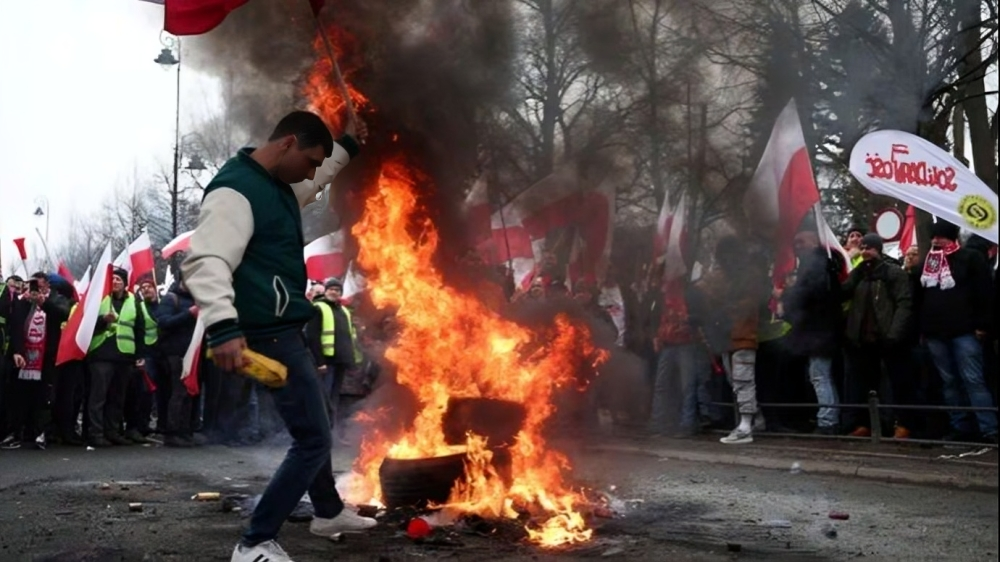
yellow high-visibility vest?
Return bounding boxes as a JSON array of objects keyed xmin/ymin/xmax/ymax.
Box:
[
  {"xmin": 89, "ymin": 294, "xmax": 138, "ymax": 354},
  {"xmin": 140, "ymin": 300, "xmax": 158, "ymax": 346},
  {"xmin": 314, "ymin": 301, "xmax": 362, "ymax": 363}
]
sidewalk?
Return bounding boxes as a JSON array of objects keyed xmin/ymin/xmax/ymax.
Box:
[{"xmin": 586, "ymin": 433, "xmax": 999, "ymax": 492}]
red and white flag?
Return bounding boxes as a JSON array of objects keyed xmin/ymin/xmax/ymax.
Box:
[
  {"xmin": 654, "ymin": 190, "xmax": 690, "ymax": 281},
  {"xmin": 162, "ymin": 230, "xmax": 194, "ymax": 260},
  {"xmin": 745, "ymin": 99, "xmax": 824, "ymax": 290},
  {"xmin": 181, "ymin": 316, "xmax": 205, "ymax": 396},
  {"xmin": 898, "ymin": 205, "xmax": 917, "ymax": 252},
  {"xmin": 12, "ymin": 237, "xmax": 28, "ymax": 261},
  {"xmin": 114, "ymin": 232, "xmax": 155, "ymax": 287},
  {"xmin": 74, "ymin": 266, "xmax": 92, "ymax": 297},
  {"xmin": 56, "ymin": 244, "xmax": 113, "ymax": 366},
  {"xmin": 140, "ymin": 0, "xmax": 324, "ymax": 35},
  {"xmin": 304, "ymin": 229, "xmax": 347, "ymax": 281},
  {"xmin": 476, "ymin": 165, "xmax": 615, "ymax": 289},
  {"xmin": 342, "ymin": 260, "xmax": 367, "ymax": 302}
]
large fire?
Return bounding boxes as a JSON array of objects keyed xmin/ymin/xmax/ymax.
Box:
[{"xmin": 304, "ymin": 26, "xmax": 607, "ymax": 548}]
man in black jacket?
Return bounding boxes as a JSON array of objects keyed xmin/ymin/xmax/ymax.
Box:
[
  {"xmin": 840, "ymin": 234, "xmax": 916, "ymax": 437},
  {"xmin": 154, "ymin": 277, "xmax": 200, "ymax": 447},
  {"xmin": 780, "ymin": 228, "xmax": 844, "ymax": 435},
  {"xmin": 1, "ymin": 272, "xmax": 72, "ymax": 449},
  {"xmin": 918, "ymin": 221, "xmax": 996, "ymax": 444}
]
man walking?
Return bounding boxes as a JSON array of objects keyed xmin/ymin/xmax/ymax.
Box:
[{"xmin": 182, "ymin": 111, "xmax": 374, "ymax": 562}]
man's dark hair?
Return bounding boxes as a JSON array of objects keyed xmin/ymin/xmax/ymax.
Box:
[
  {"xmin": 269, "ymin": 111, "xmax": 334, "ymax": 158},
  {"xmin": 31, "ymin": 271, "xmax": 48, "ymax": 281}
]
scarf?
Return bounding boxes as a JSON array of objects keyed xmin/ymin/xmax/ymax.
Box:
[
  {"xmin": 921, "ymin": 240, "xmax": 960, "ymax": 290},
  {"xmin": 20, "ymin": 306, "xmax": 47, "ymax": 381}
]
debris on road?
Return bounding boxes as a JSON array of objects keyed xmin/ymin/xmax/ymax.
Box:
[
  {"xmin": 192, "ymin": 492, "xmax": 221, "ymax": 501},
  {"xmin": 790, "ymin": 462, "xmax": 802, "ymax": 474},
  {"xmin": 829, "ymin": 511, "xmax": 850, "ymax": 520},
  {"xmin": 98, "ymin": 482, "xmax": 111, "ymax": 490},
  {"xmin": 762, "ymin": 519, "xmax": 792, "ymax": 528},
  {"xmin": 128, "ymin": 502, "xmax": 143, "ymax": 513}
]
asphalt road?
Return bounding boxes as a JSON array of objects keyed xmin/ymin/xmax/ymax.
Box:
[{"xmin": 0, "ymin": 440, "xmax": 996, "ymax": 562}]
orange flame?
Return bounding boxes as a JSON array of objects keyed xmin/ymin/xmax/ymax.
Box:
[
  {"xmin": 350, "ymin": 161, "xmax": 606, "ymax": 547},
  {"xmin": 303, "ymin": 24, "xmax": 607, "ymax": 548}
]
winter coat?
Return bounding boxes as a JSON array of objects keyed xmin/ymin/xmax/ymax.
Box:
[
  {"xmin": 916, "ymin": 247, "xmax": 992, "ymax": 340},
  {"xmin": 154, "ymin": 283, "xmax": 199, "ymax": 357},
  {"xmin": 781, "ymin": 248, "xmax": 843, "ymax": 357},
  {"xmin": 841, "ymin": 257, "xmax": 912, "ymax": 346},
  {"xmin": 689, "ymin": 269, "xmax": 763, "ymax": 353},
  {"xmin": 8, "ymin": 291, "xmax": 73, "ymax": 370}
]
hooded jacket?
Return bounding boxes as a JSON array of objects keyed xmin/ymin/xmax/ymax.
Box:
[{"xmin": 154, "ymin": 281, "xmax": 199, "ymax": 357}]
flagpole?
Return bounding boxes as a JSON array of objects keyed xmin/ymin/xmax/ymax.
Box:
[
  {"xmin": 35, "ymin": 227, "xmax": 55, "ymax": 271},
  {"xmin": 310, "ymin": 4, "xmax": 357, "ymax": 131}
]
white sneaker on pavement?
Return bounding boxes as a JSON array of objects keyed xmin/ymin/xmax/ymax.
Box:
[
  {"xmin": 309, "ymin": 509, "xmax": 377, "ymax": 537},
  {"xmin": 230, "ymin": 540, "xmax": 294, "ymax": 562},
  {"xmin": 720, "ymin": 428, "xmax": 753, "ymax": 444}
]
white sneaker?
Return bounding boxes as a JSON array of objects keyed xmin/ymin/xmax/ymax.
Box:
[
  {"xmin": 231, "ymin": 540, "xmax": 294, "ymax": 562},
  {"xmin": 720, "ymin": 428, "xmax": 753, "ymax": 444},
  {"xmin": 309, "ymin": 509, "xmax": 377, "ymax": 537}
]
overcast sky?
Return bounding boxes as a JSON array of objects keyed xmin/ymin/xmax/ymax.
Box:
[{"xmin": 0, "ymin": 0, "xmax": 218, "ymax": 276}]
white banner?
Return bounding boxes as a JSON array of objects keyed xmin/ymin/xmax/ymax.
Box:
[{"xmin": 849, "ymin": 130, "xmax": 998, "ymax": 243}]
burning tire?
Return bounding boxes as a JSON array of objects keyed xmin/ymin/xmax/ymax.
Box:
[
  {"xmin": 379, "ymin": 448, "xmax": 514, "ymax": 510},
  {"xmin": 443, "ymin": 397, "xmax": 526, "ymax": 447}
]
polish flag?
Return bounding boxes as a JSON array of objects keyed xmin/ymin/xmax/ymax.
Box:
[
  {"xmin": 486, "ymin": 165, "xmax": 614, "ymax": 289},
  {"xmin": 744, "ymin": 99, "xmax": 823, "ymax": 291},
  {"xmin": 342, "ymin": 260, "xmax": 367, "ymax": 302},
  {"xmin": 898, "ymin": 205, "xmax": 917, "ymax": 253},
  {"xmin": 57, "ymin": 261, "xmax": 79, "ymax": 301},
  {"xmin": 180, "ymin": 316, "xmax": 205, "ymax": 396},
  {"xmin": 141, "ymin": 0, "xmax": 324, "ymax": 36},
  {"xmin": 304, "ymin": 230, "xmax": 346, "ymax": 281},
  {"xmin": 162, "ymin": 230, "xmax": 194, "ymax": 260},
  {"xmin": 13, "ymin": 237, "xmax": 28, "ymax": 260},
  {"xmin": 56, "ymin": 244, "xmax": 113, "ymax": 366},
  {"xmin": 74, "ymin": 266, "xmax": 92, "ymax": 297},
  {"xmin": 654, "ymin": 190, "xmax": 690, "ymax": 281},
  {"xmin": 114, "ymin": 232, "xmax": 156, "ymax": 287}
]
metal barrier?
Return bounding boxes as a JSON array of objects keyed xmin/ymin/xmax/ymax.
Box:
[{"xmin": 707, "ymin": 391, "xmax": 1000, "ymax": 450}]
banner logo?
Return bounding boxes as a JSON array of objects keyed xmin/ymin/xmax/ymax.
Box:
[{"xmin": 957, "ymin": 195, "xmax": 997, "ymax": 230}]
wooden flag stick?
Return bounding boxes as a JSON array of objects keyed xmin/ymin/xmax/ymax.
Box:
[{"xmin": 312, "ymin": 7, "xmax": 357, "ymax": 130}]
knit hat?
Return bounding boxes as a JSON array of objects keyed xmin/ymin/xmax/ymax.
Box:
[
  {"xmin": 847, "ymin": 225, "xmax": 866, "ymax": 237},
  {"xmin": 113, "ymin": 268, "xmax": 129, "ymax": 284},
  {"xmin": 324, "ymin": 277, "xmax": 343, "ymax": 289},
  {"xmin": 929, "ymin": 220, "xmax": 960, "ymax": 241},
  {"xmin": 861, "ymin": 233, "xmax": 884, "ymax": 252}
]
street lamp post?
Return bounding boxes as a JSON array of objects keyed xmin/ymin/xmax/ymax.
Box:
[
  {"xmin": 33, "ymin": 196, "xmax": 49, "ymax": 245},
  {"xmin": 155, "ymin": 31, "xmax": 182, "ymax": 238}
]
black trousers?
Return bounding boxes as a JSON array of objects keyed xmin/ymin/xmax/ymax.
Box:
[
  {"xmin": 164, "ymin": 355, "xmax": 194, "ymax": 436},
  {"xmin": 843, "ymin": 342, "xmax": 918, "ymax": 432},
  {"xmin": 125, "ymin": 366, "xmax": 154, "ymax": 434},
  {"xmin": 87, "ymin": 361, "xmax": 132, "ymax": 438},
  {"xmin": 53, "ymin": 360, "xmax": 86, "ymax": 438},
  {"xmin": 6, "ymin": 378, "xmax": 49, "ymax": 441}
]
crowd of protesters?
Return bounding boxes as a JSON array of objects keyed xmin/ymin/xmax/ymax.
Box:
[
  {"xmin": 2, "ymin": 217, "xmax": 995, "ymax": 452},
  {"xmin": 0, "ymin": 269, "xmax": 378, "ymax": 451},
  {"xmin": 629, "ymin": 219, "xmax": 997, "ymax": 445}
]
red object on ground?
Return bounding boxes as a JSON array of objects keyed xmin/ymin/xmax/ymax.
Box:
[
  {"xmin": 406, "ymin": 517, "xmax": 432, "ymax": 540},
  {"xmin": 828, "ymin": 511, "xmax": 850, "ymax": 520}
]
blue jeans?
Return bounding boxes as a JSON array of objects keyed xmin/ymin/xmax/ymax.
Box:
[
  {"xmin": 926, "ymin": 335, "xmax": 998, "ymax": 437},
  {"xmin": 808, "ymin": 356, "xmax": 839, "ymax": 428},
  {"xmin": 242, "ymin": 328, "xmax": 345, "ymax": 547},
  {"xmin": 650, "ymin": 343, "xmax": 706, "ymax": 431}
]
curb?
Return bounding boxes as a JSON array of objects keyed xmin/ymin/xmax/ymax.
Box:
[{"xmin": 588, "ymin": 443, "xmax": 999, "ymax": 492}]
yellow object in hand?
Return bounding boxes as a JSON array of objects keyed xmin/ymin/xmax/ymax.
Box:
[{"xmin": 208, "ymin": 348, "xmax": 288, "ymax": 388}]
